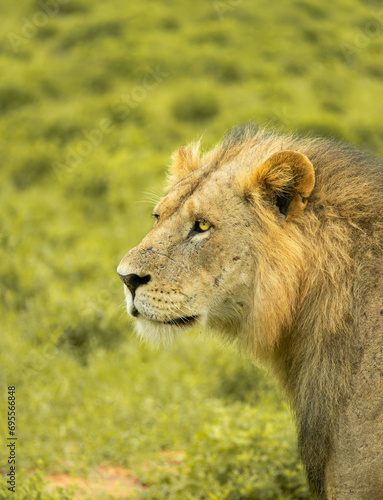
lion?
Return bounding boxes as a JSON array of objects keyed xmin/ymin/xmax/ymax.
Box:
[{"xmin": 117, "ymin": 124, "xmax": 383, "ymax": 500}]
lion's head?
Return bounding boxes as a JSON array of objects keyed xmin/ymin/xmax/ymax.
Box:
[
  {"xmin": 117, "ymin": 125, "xmax": 383, "ymax": 499},
  {"xmin": 117, "ymin": 127, "xmax": 315, "ymax": 353}
]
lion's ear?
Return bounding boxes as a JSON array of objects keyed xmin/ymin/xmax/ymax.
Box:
[
  {"xmin": 245, "ymin": 150, "xmax": 315, "ymax": 221},
  {"xmin": 167, "ymin": 142, "xmax": 202, "ymax": 187}
]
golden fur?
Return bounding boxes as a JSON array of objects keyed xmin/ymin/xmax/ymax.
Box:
[{"xmin": 118, "ymin": 124, "xmax": 383, "ymax": 499}]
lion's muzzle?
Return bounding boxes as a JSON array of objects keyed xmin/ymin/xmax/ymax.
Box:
[
  {"xmin": 117, "ymin": 270, "xmax": 151, "ymax": 318},
  {"xmin": 117, "ymin": 272, "xmax": 151, "ymax": 297}
]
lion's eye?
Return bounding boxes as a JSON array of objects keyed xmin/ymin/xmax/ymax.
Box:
[
  {"xmin": 196, "ymin": 220, "xmax": 211, "ymax": 232},
  {"xmin": 152, "ymin": 213, "xmax": 160, "ymax": 226}
]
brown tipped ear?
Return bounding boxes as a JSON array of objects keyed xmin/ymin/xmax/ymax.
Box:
[
  {"xmin": 168, "ymin": 142, "xmax": 202, "ymax": 187},
  {"xmin": 248, "ymin": 150, "xmax": 315, "ymax": 221}
]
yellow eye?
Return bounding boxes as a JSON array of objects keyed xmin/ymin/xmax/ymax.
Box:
[{"xmin": 197, "ymin": 220, "xmax": 211, "ymax": 232}]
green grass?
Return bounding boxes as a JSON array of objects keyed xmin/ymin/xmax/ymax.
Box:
[{"xmin": 0, "ymin": 0, "xmax": 382, "ymax": 497}]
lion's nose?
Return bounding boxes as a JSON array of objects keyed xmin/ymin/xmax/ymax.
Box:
[{"xmin": 117, "ymin": 273, "xmax": 151, "ymax": 297}]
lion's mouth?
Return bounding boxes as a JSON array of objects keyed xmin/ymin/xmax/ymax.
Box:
[
  {"xmin": 163, "ymin": 315, "xmax": 198, "ymax": 326},
  {"xmin": 128, "ymin": 305, "xmax": 198, "ymax": 326},
  {"xmin": 130, "ymin": 304, "xmax": 198, "ymax": 327}
]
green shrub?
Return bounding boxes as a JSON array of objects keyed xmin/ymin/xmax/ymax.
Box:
[
  {"xmin": 172, "ymin": 87, "xmax": 220, "ymax": 122},
  {"xmin": 139, "ymin": 406, "xmax": 312, "ymax": 500},
  {"xmin": 0, "ymin": 469, "xmax": 77, "ymax": 500},
  {"xmin": 0, "ymin": 84, "xmax": 35, "ymax": 113}
]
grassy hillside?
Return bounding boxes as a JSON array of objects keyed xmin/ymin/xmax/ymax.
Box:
[{"xmin": 0, "ymin": 0, "xmax": 382, "ymax": 498}]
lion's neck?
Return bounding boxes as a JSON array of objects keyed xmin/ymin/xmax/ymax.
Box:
[{"xmin": 270, "ymin": 272, "xmax": 380, "ymax": 499}]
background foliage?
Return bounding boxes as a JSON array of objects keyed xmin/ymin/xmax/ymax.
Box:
[{"xmin": 1, "ymin": 0, "xmax": 382, "ymax": 498}]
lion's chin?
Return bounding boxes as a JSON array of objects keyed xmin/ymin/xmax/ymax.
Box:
[{"xmin": 133, "ymin": 315, "xmax": 198, "ymax": 347}]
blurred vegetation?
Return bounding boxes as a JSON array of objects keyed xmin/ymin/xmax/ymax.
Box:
[{"xmin": 0, "ymin": 0, "xmax": 382, "ymax": 498}]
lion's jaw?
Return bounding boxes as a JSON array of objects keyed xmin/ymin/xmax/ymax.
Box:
[{"xmin": 117, "ymin": 167, "xmax": 254, "ymax": 346}]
